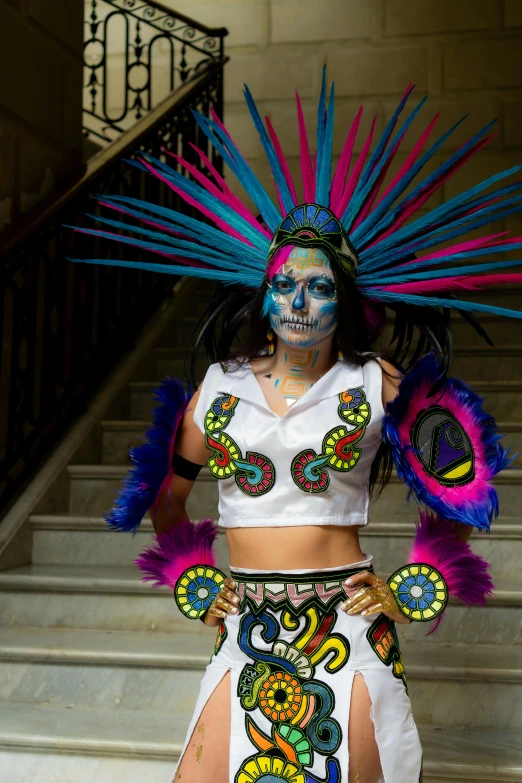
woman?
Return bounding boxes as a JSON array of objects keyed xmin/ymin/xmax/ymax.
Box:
[
  {"xmin": 72, "ymin": 74, "xmax": 520, "ymax": 783},
  {"xmin": 163, "ymin": 243, "xmax": 424, "ymax": 783}
]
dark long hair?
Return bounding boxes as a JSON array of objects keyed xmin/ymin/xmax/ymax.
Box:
[{"xmin": 188, "ymin": 246, "xmax": 454, "ymax": 498}]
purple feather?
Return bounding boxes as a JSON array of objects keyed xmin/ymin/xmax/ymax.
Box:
[
  {"xmin": 135, "ymin": 518, "xmax": 218, "ymax": 588},
  {"xmin": 409, "ymin": 509, "xmax": 494, "ymax": 635},
  {"xmin": 104, "ymin": 377, "xmax": 191, "ymax": 533}
]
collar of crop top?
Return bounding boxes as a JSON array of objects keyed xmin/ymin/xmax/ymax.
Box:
[{"xmin": 215, "ymin": 358, "xmax": 366, "ymax": 420}]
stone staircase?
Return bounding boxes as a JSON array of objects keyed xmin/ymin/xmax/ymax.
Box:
[{"xmin": 0, "ymin": 282, "xmax": 521, "ymax": 782}]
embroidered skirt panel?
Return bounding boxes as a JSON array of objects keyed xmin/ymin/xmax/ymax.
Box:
[{"xmin": 173, "ymin": 559, "xmax": 424, "ymax": 783}]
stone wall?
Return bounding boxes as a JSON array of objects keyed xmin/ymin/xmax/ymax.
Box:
[
  {"xmin": 156, "ymin": 0, "xmax": 522, "ymax": 234},
  {"xmin": 0, "ymin": 0, "xmax": 83, "ymax": 232}
]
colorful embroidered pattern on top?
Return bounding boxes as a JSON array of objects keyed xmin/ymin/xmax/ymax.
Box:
[
  {"xmin": 366, "ymin": 614, "xmax": 408, "ymax": 692},
  {"xmin": 291, "ymin": 388, "xmax": 372, "ymax": 492},
  {"xmin": 235, "ymin": 599, "xmax": 348, "ymax": 783},
  {"xmin": 204, "ymin": 394, "xmax": 276, "ymax": 496}
]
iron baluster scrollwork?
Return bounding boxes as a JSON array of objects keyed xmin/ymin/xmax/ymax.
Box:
[
  {"xmin": 0, "ymin": 65, "xmax": 226, "ymax": 515},
  {"xmin": 83, "ymin": 0, "xmax": 226, "ymax": 144}
]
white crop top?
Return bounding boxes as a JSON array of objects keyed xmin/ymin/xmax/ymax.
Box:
[{"xmin": 192, "ymin": 358, "xmax": 384, "ymax": 528}]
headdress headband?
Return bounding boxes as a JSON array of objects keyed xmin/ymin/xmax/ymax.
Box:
[
  {"xmin": 71, "ymin": 68, "xmax": 522, "ymax": 324},
  {"xmin": 268, "ymin": 204, "xmax": 358, "ymax": 280}
]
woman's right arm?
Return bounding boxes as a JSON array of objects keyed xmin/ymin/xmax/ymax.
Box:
[
  {"xmin": 150, "ymin": 385, "xmax": 211, "ymax": 535},
  {"xmin": 148, "ymin": 385, "xmax": 241, "ymax": 625}
]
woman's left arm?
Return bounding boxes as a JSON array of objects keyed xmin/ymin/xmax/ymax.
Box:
[{"xmin": 340, "ymin": 359, "xmax": 410, "ymax": 624}]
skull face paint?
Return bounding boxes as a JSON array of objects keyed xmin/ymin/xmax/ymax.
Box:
[{"xmin": 265, "ymin": 247, "xmax": 338, "ymax": 349}]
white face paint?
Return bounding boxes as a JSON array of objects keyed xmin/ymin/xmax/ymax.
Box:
[{"xmin": 265, "ymin": 247, "xmax": 338, "ymax": 349}]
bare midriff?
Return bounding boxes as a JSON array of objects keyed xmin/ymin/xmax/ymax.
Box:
[{"xmin": 225, "ymin": 524, "xmax": 368, "ymax": 571}]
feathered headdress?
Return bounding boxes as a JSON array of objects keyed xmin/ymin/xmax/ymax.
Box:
[{"xmin": 70, "ymin": 69, "xmax": 522, "ymax": 329}]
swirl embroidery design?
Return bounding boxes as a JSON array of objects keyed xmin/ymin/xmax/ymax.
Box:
[
  {"xmin": 291, "ymin": 388, "xmax": 372, "ymax": 493},
  {"xmin": 204, "ymin": 394, "xmax": 276, "ymax": 496}
]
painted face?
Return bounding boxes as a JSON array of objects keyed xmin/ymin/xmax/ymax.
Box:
[{"xmin": 265, "ymin": 247, "xmax": 338, "ymax": 349}]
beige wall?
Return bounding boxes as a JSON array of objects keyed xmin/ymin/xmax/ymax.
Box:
[
  {"xmin": 0, "ymin": 0, "xmax": 83, "ymax": 232},
  {"xmin": 154, "ymin": 0, "xmax": 522, "ymax": 237}
]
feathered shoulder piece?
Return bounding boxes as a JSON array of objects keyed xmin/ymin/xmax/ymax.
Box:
[
  {"xmin": 381, "ymin": 352, "xmax": 514, "ymax": 531},
  {"xmin": 105, "ymin": 377, "xmax": 191, "ymax": 533}
]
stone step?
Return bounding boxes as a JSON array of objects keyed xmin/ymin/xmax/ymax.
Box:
[
  {"xmin": 29, "ymin": 513, "xmax": 522, "ymax": 582},
  {"xmin": 0, "ymin": 750, "xmax": 173, "ymax": 783},
  {"xmin": 0, "ymin": 627, "xmax": 520, "ymax": 730},
  {"xmin": 130, "ymin": 377, "xmax": 522, "ymax": 422},
  {"xmin": 66, "ymin": 464, "xmax": 522, "ymax": 518},
  {"xmin": 0, "ymin": 701, "xmax": 521, "ymax": 782},
  {"xmin": 100, "ymin": 417, "xmax": 522, "ymax": 467},
  {"xmin": 100, "ymin": 420, "xmax": 149, "ymax": 466},
  {"xmin": 29, "ymin": 514, "xmax": 229, "ymax": 572},
  {"xmin": 0, "ymin": 565, "xmax": 519, "ymax": 644},
  {"xmin": 152, "ymin": 344, "xmax": 522, "ymax": 382}
]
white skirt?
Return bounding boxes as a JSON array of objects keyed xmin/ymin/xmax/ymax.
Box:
[{"xmin": 173, "ymin": 555, "xmax": 424, "ymax": 783}]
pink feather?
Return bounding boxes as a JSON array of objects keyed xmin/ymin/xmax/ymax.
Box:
[
  {"xmin": 372, "ymin": 114, "xmax": 439, "ymax": 216},
  {"xmin": 391, "ymin": 233, "xmax": 510, "ymax": 271},
  {"xmin": 336, "ymin": 116, "xmax": 377, "ymax": 222},
  {"xmin": 138, "ymin": 156, "xmax": 248, "ymax": 244},
  {"xmin": 408, "ymin": 510, "xmax": 494, "ymax": 634},
  {"xmin": 265, "ymin": 115, "xmax": 298, "ymax": 206},
  {"xmin": 296, "ymin": 91, "xmax": 315, "ymax": 202},
  {"xmin": 370, "ymin": 133, "xmax": 496, "ymax": 247},
  {"xmin": 329, "ymin": 106, "xmax": 363, "ymax": 213},
  {"xmin": 187, "ymin": 143, "xmax": 271, "ymax": 238},
  {"xmin": 135, "ymin": 518, "xmax": 218, "ymax": 589},
  {"xmin": 380, "ymin": 273, "xmax": 522, "ymax": 295},
  {"xmin": 266, "ymin": 245, "xmax": 294, "ymax": 279}
]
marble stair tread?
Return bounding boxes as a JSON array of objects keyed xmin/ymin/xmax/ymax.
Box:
[
  {"xmin": 419, "ymin": 725, "xmax": 522, "ymax": 780},
  {"xmin": 0, "ymin": 564, "xmax": 521, "ymax": 606},
  {"xmin": 28, "ymin": 511, "xmax": 522, "ymax": 537},
  {"xmin": 0, "ymin": 702, "xmax": 185, "ymax": 759},
  {"xmin": 0, "ymin": 703, "xmax": 521, "ymax": 779},
  {"xmin": 0, "ymin": 627, "xmax": 213, "ymax": 667},
  {"xmin": 364, "ymin": 515, "xmax": 522, "ymax": 538},
  {"xmin": 0, "ymin": 564, "xmax": 166, "ymax": 595},
  {"xmin": 0, "ymin": 627, "xmax": 520, "ymax": 682}
]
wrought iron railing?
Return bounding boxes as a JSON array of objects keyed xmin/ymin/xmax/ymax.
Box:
[
  {"xmin": 84, "ymin": 0, "xmax": 226, "ymax": 144},
  {"xmin": 0, "ymin": 61, "xmax": 226, "ymax": 515}
]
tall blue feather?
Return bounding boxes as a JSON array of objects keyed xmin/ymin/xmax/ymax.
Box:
[
  {"xmin": 354, "ymin": 118, "xmax": 496, "ymax": 247},
  {"xmin": 104, "ymin": 378, "xmax": 191, "ymax": 533},
  {"xmin": 243, "ymin": 85, "xmax": 295, "ymax": 214},
  {"xmin": 316, "ymin": 81, "xmax": 335, "ymax": 206}
]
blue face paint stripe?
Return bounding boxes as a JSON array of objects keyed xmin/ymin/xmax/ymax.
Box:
[{"xmin": 291, "ymin": 283, "xmax": 306, "ymax": 311}]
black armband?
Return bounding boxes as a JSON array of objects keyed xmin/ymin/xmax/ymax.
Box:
[{"xmin": 171, "ymin": 452, "xmax": 204, "ymax": 481}]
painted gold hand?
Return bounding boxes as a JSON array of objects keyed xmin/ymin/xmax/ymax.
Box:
[
  {"xmin": 341, "ymin": 570, "xmax": 410, "ymax": 625},
  {"xmin": 203, "ymin": 577, "xmax": 241, "ymax": 627}
]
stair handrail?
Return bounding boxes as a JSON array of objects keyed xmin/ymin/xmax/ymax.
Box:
[
  {"xmin": 0, "ymin": 58, "xmax": 227, "ymax": 517},
  {"xmin": 84, "ymin": 0, "xmax": 228, "ymax": 144},
  {"xmin": 0, "ymin": 60, "xmax": 226, "ymax": 256}
]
